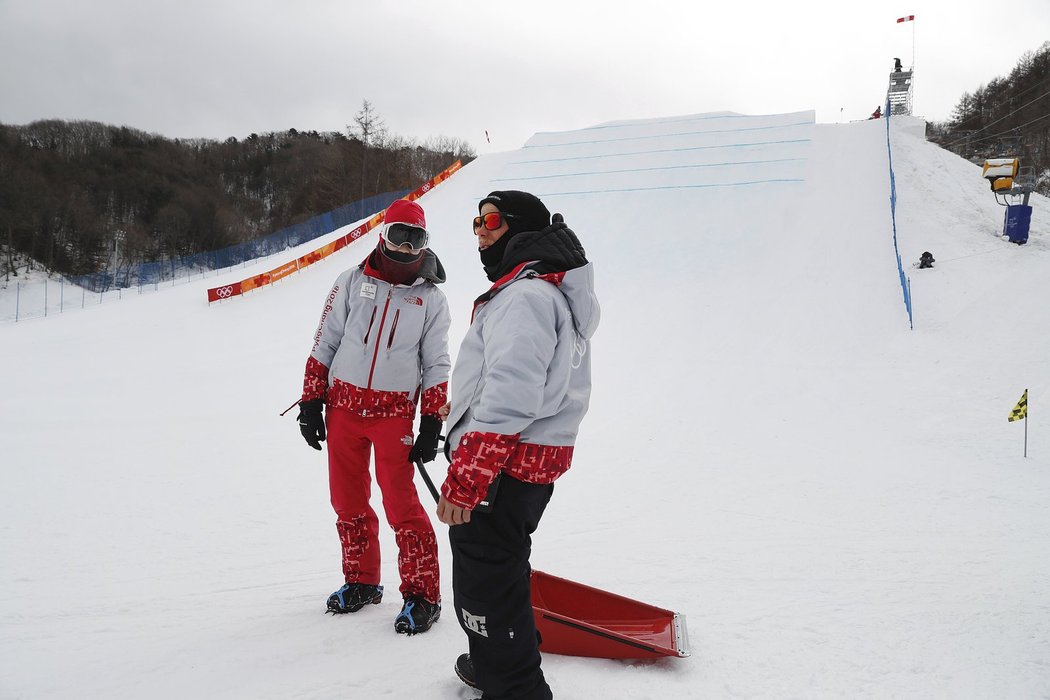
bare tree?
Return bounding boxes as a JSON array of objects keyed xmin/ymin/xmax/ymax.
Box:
[{"xmin": 349, "ymin": 100, "xmax": 388, "ymax": 203}]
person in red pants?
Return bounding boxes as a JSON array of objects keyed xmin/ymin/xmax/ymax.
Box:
[{"xmin": 296, "ymin": 198, "xmax": 450, "ymax": 635}]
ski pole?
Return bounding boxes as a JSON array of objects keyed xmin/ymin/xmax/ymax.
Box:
[
  {"xmin": 413, "ymin": 457, "xmax": 440, "ymax": 503},
  {"xmin": 413, "ymin": 434, "xmax": 447, "ymax": 504}
]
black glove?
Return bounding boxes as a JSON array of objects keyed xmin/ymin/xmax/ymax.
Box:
[
  {"xmin": 409, "ymin": 414, "xmax": 442, "ymax": 464},
  {"xmin": 297, "ymin": 399, "xmax": 326, "ymax": 451}
]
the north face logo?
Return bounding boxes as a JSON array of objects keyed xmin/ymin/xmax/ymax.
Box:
[
  {"xmin": 403, "ymin": 296, "xmax": 422, "ymax": 306},
  {"xmin": 461, "ymin": 608, "xmax": 489, "ymax": 637}
]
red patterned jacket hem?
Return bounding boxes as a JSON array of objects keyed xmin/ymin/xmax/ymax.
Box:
[
  {"xmin": 441, "ymin": 430, "xmax": 574, "ymax": 509},
  {"xmin": 301, "ymin": 357, "xmax": 447, "ymax": 420}
]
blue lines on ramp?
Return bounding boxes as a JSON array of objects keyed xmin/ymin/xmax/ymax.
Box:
[
  {"xmin": 508, "ymin": 139, "xmax": 812, "ymax": 165},
  {"xmin": 532, "ymin": 179, "xmax": 806, "ymax": 198},
  {"xmin": 522, "ymin": 121, "xmax": 813, "ymax": 149},
  {"xmin": 492, "ymin": 158, "xmax": 808, "ymax": 183}
]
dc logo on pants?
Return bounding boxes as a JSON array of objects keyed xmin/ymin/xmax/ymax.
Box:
[{"xmin": 461, "ymin": 608, "xmax": 489, "ymax": 637}]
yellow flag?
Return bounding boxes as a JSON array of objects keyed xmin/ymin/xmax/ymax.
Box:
[{"xmin": 1008, "ymin": 389, "xmax": 1028, "ymax": 422}]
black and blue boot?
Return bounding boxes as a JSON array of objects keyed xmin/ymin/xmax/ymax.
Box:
[
  {"xmin": 394, "ymin": 594, "xmax": 441, "ymax": 635},
  {"xmin": 326, "ymin": 583, "xmax": 383, "ymax": 613}
]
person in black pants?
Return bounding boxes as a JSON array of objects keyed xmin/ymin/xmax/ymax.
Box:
[
  {"xmin": 449, "ymin": 478, "xmax": 554, "ymax": 697},
  {"xmin": 437, "ymin": 191, "xmax": 600, "ymax": 698}
]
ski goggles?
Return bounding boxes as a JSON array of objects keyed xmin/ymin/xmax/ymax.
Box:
[
  {"xmin": 472, "ymin": 211, "xmax": 517, "ymax": 232},
  {"xmin": 383, "ymin": 222, "xmax": 429, "ymax": 252}
]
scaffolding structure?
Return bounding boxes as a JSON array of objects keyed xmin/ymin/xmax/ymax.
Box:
[{"xmin": 887, "ymin": 67, "xmax": 913, "ymax": 116}]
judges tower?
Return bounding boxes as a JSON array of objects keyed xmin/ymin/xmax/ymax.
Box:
[{"xmin": 887, "ymin": 58, "xmax": 913, "ymax": 116}]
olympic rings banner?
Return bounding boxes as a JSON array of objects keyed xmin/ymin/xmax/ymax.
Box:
[{"xmin": 207, "ymin": 160, "xmax": 462, "ymax": 303}]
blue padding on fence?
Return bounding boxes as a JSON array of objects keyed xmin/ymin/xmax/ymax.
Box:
[
  {"xmin": 69, "ymin": 190, "xmax": 408, "ymax": 292},
  {"xmin": 884, "ymin": 98, "xmax": 913, "ymax": 329}
]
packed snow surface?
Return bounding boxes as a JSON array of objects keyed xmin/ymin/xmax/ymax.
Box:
[{"xmin": 2, "ymin": 112, "xmax": 1049, "ymax": 699}]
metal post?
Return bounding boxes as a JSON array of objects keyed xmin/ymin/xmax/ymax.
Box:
[
  {"xmin": 60, "ymin": 280, "xmax": 64, "ymax": 313},
  {"xmin": 44, "ymin": 280, "xmax": 48, "ymax": 317},
  {"xmin": 15, "ymin": 282, "xmax": 19, "ymax": 321},
  {"xmin": 911, "ymin": 21, "xmax": 916, "ymax": 112},
  {"xmin": 1024, "ymin": 414, "xmax": 1028, "ymax": 458}
]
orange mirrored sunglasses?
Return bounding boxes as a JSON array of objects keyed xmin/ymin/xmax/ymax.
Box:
[{"xmin": 472, "ymin": 211, "xmax": 516, "ymax": 232}]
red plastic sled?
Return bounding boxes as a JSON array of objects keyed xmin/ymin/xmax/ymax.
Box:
[{"xmin": 530, "ymin": 570, "xmax": 690, "ymax": 659}]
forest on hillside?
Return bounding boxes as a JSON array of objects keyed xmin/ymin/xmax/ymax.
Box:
[
  {"xmin": 928, "ymin": 41, "xmax": 1050, "ymax": 195},
  {"xmin": 0, "ymin": 101, "xmax": 473, "ymax": 284}
]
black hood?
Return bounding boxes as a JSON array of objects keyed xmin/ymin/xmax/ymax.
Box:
[
  {"xmin": 419, "ymin": 249, "xmax": 447, "ymax": 284},
  {"xmin": 484, "ymin": 217, "xmax": 587, "ymax": 281}
]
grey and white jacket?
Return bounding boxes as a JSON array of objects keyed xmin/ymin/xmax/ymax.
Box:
[
  {"xmin": 303, "ymin": 250, "xmax": 451, "ymax": 419},
  {"xmin": 441, "ymin": 255, "xmax": 600, "ymax": 508}
]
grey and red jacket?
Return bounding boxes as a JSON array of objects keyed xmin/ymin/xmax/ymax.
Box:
[
  {"xmin": 302, "ymin": 250, "xmax": 451, "ymax": 420},
  {"xmin": 441, "ymin": 258, "xmax": 600, "ymax": 509}
]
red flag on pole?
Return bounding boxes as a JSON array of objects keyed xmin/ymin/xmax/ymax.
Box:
[{"xmin": 896, "ymin": 15, "xmax": 914, "ymax": 22}]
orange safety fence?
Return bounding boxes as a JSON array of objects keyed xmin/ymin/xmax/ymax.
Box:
[{"xmin": 207, "ymin": 160, "xmax": 462, "ymax": 303}]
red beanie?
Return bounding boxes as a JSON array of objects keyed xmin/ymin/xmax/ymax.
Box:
[{"xmin": 386, "ymin": 199, "xmax": 426, "ymax": 229}]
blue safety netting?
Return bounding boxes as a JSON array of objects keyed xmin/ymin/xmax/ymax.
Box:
[
  {"xmin": 69, "ymin": 190, "xmax": 407, "ymax": 292},
  {"xmin": 884, "ymin": 97, "xmax": 913, "ymax": 330}
]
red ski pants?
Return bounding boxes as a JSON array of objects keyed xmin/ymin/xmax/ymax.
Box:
[{"xmin": 326, "ymin": 408, "xmax": 439, "ymax": 603}]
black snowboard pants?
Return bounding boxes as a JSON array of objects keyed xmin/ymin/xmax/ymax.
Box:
[{"xmin": 449, "ymin": 475, "xmax": 555, "ymax": 700}]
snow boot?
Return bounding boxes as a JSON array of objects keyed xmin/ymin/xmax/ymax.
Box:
[
  {"xmin": 394, "ymin": 594, "xmax": 441, "ymax": 635},
  {"xmin": 326, "ymin": 583, "xmax": 383, "ymax": 614},
  {"xmin": 455, "ymin": 653, "xmax": 477, "ymax": 689}
]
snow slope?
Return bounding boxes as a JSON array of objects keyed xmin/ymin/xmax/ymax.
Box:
[{"xmin": 2, "ymin": 112, "xmax": 1049, "ymax": 699}]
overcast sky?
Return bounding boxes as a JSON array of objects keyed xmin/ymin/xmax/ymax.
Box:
[{"xmin": 2, "ymin": 0, "xmax": 1048, "ymax": 154}]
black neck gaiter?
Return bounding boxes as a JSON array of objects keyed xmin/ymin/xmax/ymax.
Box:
[{"xmin": 480, "ymin": 233, "xmax": 514, "ymax": 282}]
